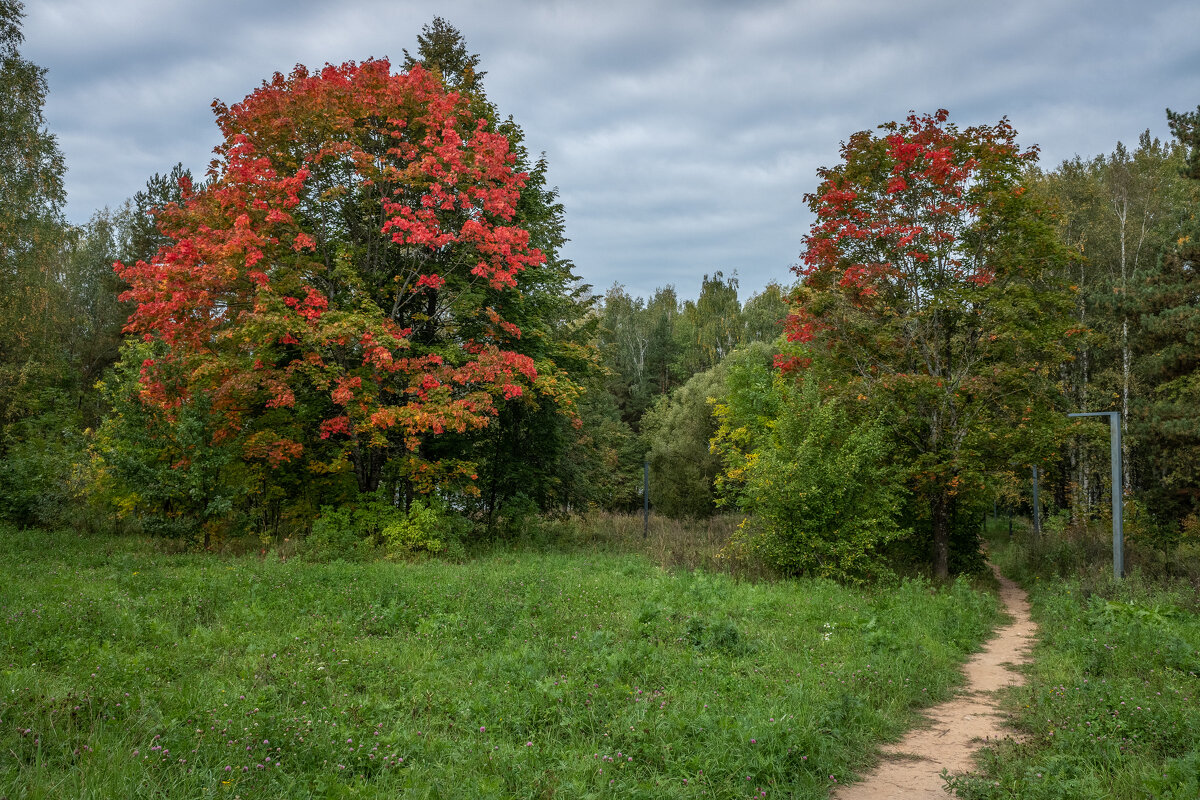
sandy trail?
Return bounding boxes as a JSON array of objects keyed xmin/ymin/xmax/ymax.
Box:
[{"xmin": 832, "ymin": 566, "xmax": 1036, "ymax": 799}]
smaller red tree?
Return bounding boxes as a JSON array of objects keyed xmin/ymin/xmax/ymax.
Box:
[
  {"xmin": 117, "ymin": 60, "xmax": 546, "ymax": 495},
  {"xmin": 786, "ymin": 111, "xmax": 1075, "ymax": 577}
]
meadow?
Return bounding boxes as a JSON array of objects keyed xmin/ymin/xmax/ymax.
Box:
[{"xmin": 0, "ymin": 524, "xmax": 1002, "ymax": 799}]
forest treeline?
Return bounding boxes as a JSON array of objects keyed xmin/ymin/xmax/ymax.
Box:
[{"xmin": 2, "ymin": 3, "xmax": 1199, "ymax": 579}]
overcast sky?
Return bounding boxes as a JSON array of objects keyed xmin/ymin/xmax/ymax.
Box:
[{"xmin": 21, "ymin": 0, "xmax": 1200, "ymax": 300}]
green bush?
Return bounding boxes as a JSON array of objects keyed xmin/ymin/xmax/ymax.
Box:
[
  {"xmin": 716, "ymin": 375, "xmax": 908, "ymax": 581},
  {"xmin": 490, "ymin": 491, "xmax": 541, "ymax": 539},
  {"xmin": 382, "ymin": 499, "xmax": 467, "ymax": 561},
  {"xmin": 303, "ymin": 505, "xmax": 378, "ymax": 562},
  {"xmin": 303, "ymin": 491, "xmax": 467, "ymax": 562},
  {"xmin": 0, "ymin": 408, "xmax": 86, "ymax": 526},
  {"xmin": 91, "ymin": 343, "xmax": 244, "ymax": 535}
]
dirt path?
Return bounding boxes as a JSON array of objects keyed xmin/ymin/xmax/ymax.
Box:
[{"xmin": 833, "ymin": 566, "xmax": 1036, "ymax": 799}]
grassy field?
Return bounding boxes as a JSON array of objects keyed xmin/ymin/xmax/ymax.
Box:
[
  {"xmin": 0, "ymin": 524, "xmax": 1003, "ymax": 799},
  {"xmin": 946, "ymin": 526, "xmax": 1200, "ymax": 799}
]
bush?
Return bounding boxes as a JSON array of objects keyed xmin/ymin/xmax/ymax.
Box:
[
  {"xmin": 91, "ymin": 343, "xmax": 245, "ymax": 537},
  {"xmin": 302, "ymin": 491, "xmax": 467, "ymax": 562},
  {"xmin": 381, "ymin": 499, "xmax": 467, "ymax": 561},
  {"xmin": 0, "ymin": 408, "xmax": 86, "ymax": 527},
  {"xmin": 490, "ymin": 492, "xmax": 541, "ymax": 539},
  {"xmin": 303, "ymin": 505, "xmax": 378, "ymax": 562},
  {"xmin": 716, "ymin": 375, "xmax": 908, "ymax": 582}
]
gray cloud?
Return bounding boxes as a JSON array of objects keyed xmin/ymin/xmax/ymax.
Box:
[{"xmin": 21, "ymin": 0, "xmax": 1200, "ymax": 300}]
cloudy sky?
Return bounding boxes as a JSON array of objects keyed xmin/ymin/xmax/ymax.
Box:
[{"xmin": 21, "ymin": 0, "xmax": 1200, "ymax": 299}]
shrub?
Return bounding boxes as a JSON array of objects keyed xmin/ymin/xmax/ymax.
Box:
[
  {"xmin": 91, "ymin": 344, "xmax": 245, "ymax": 538},
  {"xmin": 302, "ymin": 491, "xmax": 467, "ymax": 562},
  {"xmin": 716, "ymin": 375, "xmax": 908, "ymax": 581},
  {"xmin": 381, "ymin": 499, "xmax": 467, "ymax": 561},
  {"xmin": 490, "ymin": 492, "xmax": 541, "ymax": 539},
  {"xmin": 0, "ymin": 408, "xmax": 86, "ymax": 527},
  {"xmin": 303, "ymin": 505, "xmax": 378, "ymax": 562}
]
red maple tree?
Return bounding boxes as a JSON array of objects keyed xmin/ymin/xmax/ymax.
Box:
[
  {"xmin": 117, "ymin": 60, "xmax": 544, "ymax": 493},
  {"xmin": 785, "ymin": 110, "xmax": 1075, "ymax": 577}
]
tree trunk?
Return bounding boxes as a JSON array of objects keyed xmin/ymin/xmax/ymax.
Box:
[
  {"xmin": 352, "ymin": 443, "xmax": 383, "ymax": 494},
  {"xmin": 931, "ymin": 492, "xmax": 950, "ymax": 579},
  {"xmin": 1116, "ymin": 192, "xmax": 1132, "ymax": 495},
  {"xmin": 1077, "ymin": 257, "xmax": 1091, "ymax": 520},
  {"xmin": 1121, "ymin": 316, "xmax": 1131, "ymax": 493}
]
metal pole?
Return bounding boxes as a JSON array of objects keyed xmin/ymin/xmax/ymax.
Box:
[
  {"xmin": 1032, "ymin": 465, "xmax": 1041, "ymax": 537},
  {"xmin": 1068, "ymin": 411, "xmax": 1124, "ymax": 579},
  {"xmin": 643, "ymin": 460, "xmax": 650, "ymax": 539}
]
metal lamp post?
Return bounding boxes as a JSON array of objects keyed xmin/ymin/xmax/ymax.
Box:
[{"xmin": 1067, "ymin": 411, "xmax": 1123, "ymax": 580}]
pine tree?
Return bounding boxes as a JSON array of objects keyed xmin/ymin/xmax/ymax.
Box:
[
  {"xmin": 1131, "ymin": 108, "xmax": 1200, "ymax": 528},
  {"xmin": 404, "ymin": 19, "xmax": 603, "ymax": 517}
]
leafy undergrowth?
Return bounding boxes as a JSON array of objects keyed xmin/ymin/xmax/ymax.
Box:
[
  {"xmin": 947, "ymin": 533, "xmax": 1200, "ymax": 799},
  {"xmin": 1, "ymin": 526, "xmax": 1000, "ymax": 800}
]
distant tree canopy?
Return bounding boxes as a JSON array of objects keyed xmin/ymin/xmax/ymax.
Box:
[{"xmin": 596, "ymin": 275, "xmax": 789, "ymax": 431}]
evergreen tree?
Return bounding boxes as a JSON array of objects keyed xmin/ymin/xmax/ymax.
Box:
[
  {"xmin": 403, "ymin": 19, "xmax": 603, "ymax": 519},
  {"xmin": 1036, "ymin": 134, "xmax": 1189, "ymax": 514},
  {"xmin": 126, "ymin": 163, "xmax": 195, "ymax": 264},
  {"xmin": 403, "ymin": 17, "xmax": 485, "ymax": 96},
  {"xmin": 1131, "ymin": 107, "xmax": 1200, "ymax": 529}
]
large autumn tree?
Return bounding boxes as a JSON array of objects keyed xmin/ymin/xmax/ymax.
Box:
[
  {"xmin": 787, "ymin": 110, "xmax": 1076, "ymax": 577},
  {"xmin": 116, "ymin": 59, "xmax": 546, "ymax": 500}
]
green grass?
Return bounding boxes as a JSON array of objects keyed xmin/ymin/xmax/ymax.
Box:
[
  {"xmin": 946, "ymin": 528, "xmax": 1200, "ymax": 799},
  {"xmin": 1, "ymin": 525, "xmax": 1002, "ymax": 799}
]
